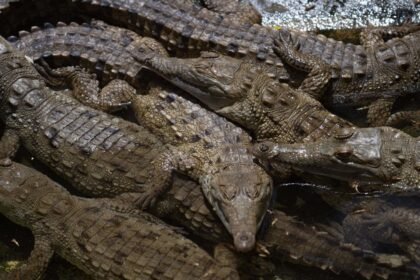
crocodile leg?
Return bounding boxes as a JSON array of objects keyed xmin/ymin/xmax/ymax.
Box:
[
  {"xmin": 36, "ymin": 62, "xmax": 136, "ymax": 112},
  {"xmin": 2, "ymin": 229, "xmax": 54, "ymax": 280},
  {"xmin": 0, "ymin": 129, "xmax": 20, "ymax": 166},
  {"xmin": 273, "ymin": 31, "xmax": 332, "ymax": 99},
  {"xmin": 367, "ymin": 97, "xmax": 396, "ymax": 126},
  {"xmin": 132, "ymin": 146, "xmax": 201, "ymax": 209}
]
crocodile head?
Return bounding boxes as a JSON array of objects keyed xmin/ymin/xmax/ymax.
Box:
[
  {"xmin": 254, "ymin": 127, "xmax": 415, "ymax": 188},
  {"xmin": 201, "ymin": 145, "xmax": 273, "ymax": 252},
  {"xmin": 138, "ymin": 51, "xmax": 265, "ymax": 110}
]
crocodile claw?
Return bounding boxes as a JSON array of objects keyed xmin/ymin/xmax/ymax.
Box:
[{"xmin": 133, "ymin": 189, "xmax": 160, "ymax": 210}]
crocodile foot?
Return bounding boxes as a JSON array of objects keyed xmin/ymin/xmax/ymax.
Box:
[{"xmin": 132, "ymin": 189, "xmax": 161, "ymax": 209}]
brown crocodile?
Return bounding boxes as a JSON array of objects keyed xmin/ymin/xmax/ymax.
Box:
[
  {"xmin": 0, "ymin": 161, "xmax": 239, "ymax": 280},
  {"xmin": 274, "ymin": 25, "xmax": 420, "ymax": 125},
  {"xmin": 253, "ymin": 127, "xmax": 420, "ymax": 190},
  {"xmin": 0, "ymin": 161, "xmax": 415, "ymax": 280},
  {"xmin": 9, "ymin": 22, "xmax": 300, "ymax": 145},
  {"xmin": 127, "ymin": 40, "xmax": 355, "ymax": 148},
  {"xmin": 0, "ymin": 34, "xmax": 273, "ymax": 252},
  {"xmin": 35, "ymin": 36, "xmax": 273, "ymax": 253},
  {"xmin": 0, "ymin": 0, "xmax": 290, "ymax": 79},
  {"xmin": 5, "ymin": 21, "xmax": 420, "ymax": 279},
  {"xmin": 0, "ymin": 0, "xmax": 262, "ymax": 38},
  {"xmin": 1, "ymin": 0, "xmax": 420, "ymax": 125}
]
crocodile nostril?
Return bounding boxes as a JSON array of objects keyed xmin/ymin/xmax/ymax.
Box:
[
  {"xmin": 234, "ymin": 231, "xmax": 256, "ymax": 253},
  {"xmin": 240, "ymin": 235, "xmax": 249, "ymax": 242}
]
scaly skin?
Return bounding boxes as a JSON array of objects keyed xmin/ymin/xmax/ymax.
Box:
[
  {"xmin": 68, "ymin": 0, "xmax": 420, "ymax": 125},
  {"xmin": 275, "ymin": 25, "xmax": 420, "ymax": 125},
  {"xmin": 130, "ymin": 80, "xmax": 273, "ymax": 253},
  {"xmin": 0, "ymin": 35, "xmax": 272, "ymax": 251},
  {"xmin": 1, "ymin": 164, "xmax": 412, "ymax": 279},
  {"xmin": 9, "ymin": 22, "xmax": 306, "ymax": 147},
  {"xmin": 10, "ymin": 21, "xmax": 271, "ymax": 249},
  {"xmin": 0, "ymin": 0, "xmax": 261, "ymax": 36},
  {"xmin": 31, "ymin": 34, "xmax": 273, "ymax": 253},
  {"xmin": 0, "ymin": 162, "xmax": 239, "ymax": 280},
  {"xmin": 129, "ymin": 42, "xmax": 354, "ymax": 146},
  {"xmin": 6, "ymin": 22, "xmax": 419, "ymax": 278},
  {"xmin": 172, "ymin": 0, "xmax": 262, "ymax": 25},
  {"xmin": 254, "ymin": 127, "xmax": 420, "ymax": 189},
  {"xmin": 1, "ymin": 0, "xmax": 420, "ymax": 124},
  {"xmin": 0, "ymin": 0, "xmax": 290, "ymax": 80}
]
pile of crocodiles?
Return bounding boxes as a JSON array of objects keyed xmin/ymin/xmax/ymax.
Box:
[{"xmin": 0, "ymin": 0, "xmax": 418, "ymax": 279}]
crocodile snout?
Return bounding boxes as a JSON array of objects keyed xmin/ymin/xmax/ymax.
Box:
[{"xmin": 234, "ymin": 231, "xmax": 256, "ymax": 253}]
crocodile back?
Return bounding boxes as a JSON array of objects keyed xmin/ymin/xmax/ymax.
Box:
[
  {"xmin": 136, "ymin": 83, "xmax": 252, "ymax": 148},
  {"xmin": 0, "ymin": 162, "xmax": 239, "ymax": 280},
  {"xmin": 0, "ymin": 41, "xmax": 166, "ymax": 197},
  {"xmin": 10, "ymin": 21, "xmax": 148, "ymax": 88},
  {"xmin": 285, "ymin": 30, "xmax": 366, "ymax": 79}
]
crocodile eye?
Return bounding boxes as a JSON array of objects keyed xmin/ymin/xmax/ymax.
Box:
[
  {"xmin": 258, "ymin": 143, "xmax": 270, "ymax": 153},
  {"xmin": 245, "ymin": 185, "xmax": 260, "ymax": 199},
  {"xmin": 222, "ymin": 185, "xmax": 237, "ymax": 201},
  {"xmin": 334, "ymin": 127, "xmax": 354, "ymax": 140},
  {"xmin": 334, "ymin": 146, "xmax": 353, "ymax": 162}
]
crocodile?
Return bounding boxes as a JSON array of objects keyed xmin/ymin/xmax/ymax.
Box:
[
  {"xmin": 2, "ymin": 0, "xmax": 420, "ymax": 125},
  {"xmin": 8, "ymin": 21, "xmax": 310, "ymax": 147},
  {"xmin": 5, "ymin": 21, "xmax": 420, "ymax": 278},
  {"xmin": 9, "ymin": 0, "xmax": 420, "ymax": 123},
  {"xmin": 0, "ymin": 160, "xmax": 414, "ymax": 280},
  {"xmin": 0, "ymin": 161, "xmax": 239, "ymax": 280},
  {"xmin": 0, "ymin": 0, "xmax": 290, "ymax": 79},
  {"xmin": 127, "ymin": 40, "xmax": 355, "ymax": 146},
  {"xmin": 0, "ymin": 163, "xmax": 412, "ymax": 280},
  {"xmin": 274, "ymin": 25, "xmax": 420, "ymax": 125},
  {"xmin": 0, "ymin": 34, "xmax": 273, "ymax": 252},
  {"xmin": 35, "ymin": 36, "xmax": 273, "ymax": 253},
  {"xmin": 0, "ymin": 0, "xmax": 262, "ymax": 40},
  {"xmin": 253, "ymin": 127, "xmax": 420, "ymax": 189}
]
